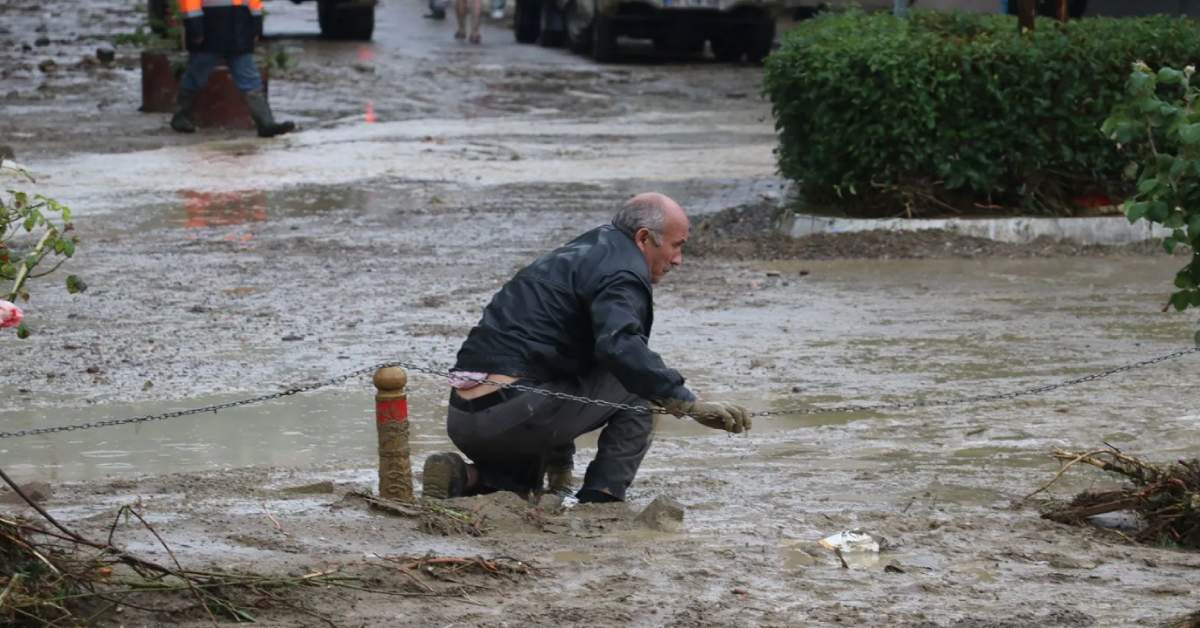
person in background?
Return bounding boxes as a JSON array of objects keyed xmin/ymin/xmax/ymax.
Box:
[{"xmin": 172, "ymin": 0, "xmax": 295, "ymax": 138}]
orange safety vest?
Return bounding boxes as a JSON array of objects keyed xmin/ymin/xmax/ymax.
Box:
[{"xmin": 178, "ymin": 0, "xmax": 263, "ymax": 19}]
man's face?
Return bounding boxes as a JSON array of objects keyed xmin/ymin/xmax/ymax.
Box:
[{"xmin": 638, "ymin": 219, "xmax": 688, "ymax": 284}]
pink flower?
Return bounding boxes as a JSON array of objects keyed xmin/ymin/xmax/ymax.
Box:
[{"xmin": 0, "ymin": 300, "xmax": 23, "ymax": 329}]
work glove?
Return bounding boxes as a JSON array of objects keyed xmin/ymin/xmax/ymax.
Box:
[{"xmin": 658, "ymin": 398, "xmax": 752, "ymax": 434}]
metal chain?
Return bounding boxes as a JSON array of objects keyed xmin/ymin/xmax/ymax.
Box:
[
  {"xmin": 1, "ymin": 347, "xmax": 1196, "ymax": 440},
  {"xmin": 754, "ymin": 346, "xmax": 1200, "ymax": 417}
]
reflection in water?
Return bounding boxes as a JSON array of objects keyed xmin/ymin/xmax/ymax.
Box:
[{"xmin": 179, "ymin": 189, "xmax": 268, "ymax": 230}]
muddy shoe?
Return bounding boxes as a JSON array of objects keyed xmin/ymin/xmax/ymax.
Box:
[
  {"xmin": 544, "ymin": 465, "xmax": 573, "ymax": 497},
  {"xmin": 422, "ymin": 452, "xmax": 468, "ymax": 499}
]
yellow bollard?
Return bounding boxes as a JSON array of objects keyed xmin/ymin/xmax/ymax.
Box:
[{"xmin": 374, "ymin": 367, "xmax": 412, "ymax": 501}]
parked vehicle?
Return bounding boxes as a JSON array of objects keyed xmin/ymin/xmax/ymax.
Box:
[{"xmin": 515, "ymin": 0, "xmax": 781, "ymax": 63}]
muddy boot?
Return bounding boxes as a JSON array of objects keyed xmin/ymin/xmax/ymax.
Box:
[
  {"xmin": 242, "ymin": 88, "xmax": 295, "ymax": 138},
  {"xmin": 422, "ymin": 452, "xmax": 468, "ymax": 499},
  {"xmin": 170, "ymin": 89, "xmax": 198, "ymax": 133},
  {"xmin": 544, "ymin": 465, "xmax": 573, "ymax": 497}
]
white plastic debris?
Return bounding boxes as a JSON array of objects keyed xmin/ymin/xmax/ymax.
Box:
[{"xmin": 818, "ymin": 530, "xmax": 880, "ymax": 553}]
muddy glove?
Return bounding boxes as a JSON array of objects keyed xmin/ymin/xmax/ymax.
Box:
[{"xmin": 658, "ymin": 398, "xmax": 752, "ymax": 434}]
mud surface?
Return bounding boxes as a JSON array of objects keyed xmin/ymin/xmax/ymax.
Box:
[{"xmin": 4, "ymin": 0, "xmax": 1200, "ymax": 626}]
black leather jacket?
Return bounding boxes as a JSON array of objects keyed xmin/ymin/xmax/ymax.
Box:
[{"xmin": 455, "ymin": 224, "xmax": 695, "ymax": 403}]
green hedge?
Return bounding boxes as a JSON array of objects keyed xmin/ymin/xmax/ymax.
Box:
[{"xmin": 763, "ymin": 11, "xmax": 1200, "ymax": 216}]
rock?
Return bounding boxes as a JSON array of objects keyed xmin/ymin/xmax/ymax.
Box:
[
  {"xmin": 636, "ymin": 495, "xmax": 684, "ymax": 531},
  {"xmin": 0, "ymin": 145, "xmax": 14, "ymax": 162},
  {"xmin": 280, "ymin": 480, "xmax": 335, "ymax": 494},
  {"xmin": 38, "ymin": 59, "xmax": 57, "ymax": 73},
  {"xmin": 536, "ymin": 492, "xmax": 564, "ymax": 512},
  {"xmin": 21, "ymin": 44, "xmax": 32, "ymax": 53},
  {"xmin": 281, "ymin": 334, "xmax": 304, "ymax": 341},
  {"xmin": 35, "ymin": 36, "xmax": 50, "ymax": 47},
  {"xmin": 96, "ymin": 47, "xmax": 115, "ymax": 63},
  {"xmin": 0, "ymin": 481, "xmax": 53, "ymax": 504}
]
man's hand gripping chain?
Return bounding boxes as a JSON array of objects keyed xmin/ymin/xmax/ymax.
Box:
[{"xmin": 655, "ymin": 398, "xmax": 752, "ymax": 434}]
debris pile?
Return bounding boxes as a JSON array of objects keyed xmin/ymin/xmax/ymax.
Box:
[{"xmin": 1039, "ymin": 447, "xmax": 1200, "ymax": 549}]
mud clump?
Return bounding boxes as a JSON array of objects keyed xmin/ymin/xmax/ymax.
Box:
[{"xmin": 636, "ymin": 495, "xmax": 684, "ymax": 531}]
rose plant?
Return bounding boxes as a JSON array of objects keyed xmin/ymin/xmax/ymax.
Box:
[{"xmin": 1, "ymin": 158, "xmax": 86, "ymax": 338}]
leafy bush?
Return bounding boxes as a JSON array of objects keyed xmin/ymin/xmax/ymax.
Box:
[
  {"xmin": 1, "ymin": 160, "xmax": 85, "ymax": 338},
  {"xmin": 1103, "ymin": 62, "xmax": 1200, "ymax": 330},
  {"xmin": 764, "ymin": 10, "xmax": 1200, "ymax": 216}
]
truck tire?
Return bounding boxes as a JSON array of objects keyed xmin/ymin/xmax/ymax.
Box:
[
  {"xmin": 745, "ymin": 18, "xmax": 774, "ymax": 63},
  {"xmin": 540, "ymin": 0, "xmax": 567, "ymax": 47},
  {"xmin": 565, "ymin": 0, "xmax": 592, "ymax": 54},
  {"xmin": 710, "ymin": 35, "xmax": 742, "ymax": 63},
  {"xmin": 319, "ymin": 0, "xmax": 375, "ymax": 40},
  {"xmin": 515, "ymin": 0, "xmax": 542, "ymax": 44},
  {"xmin": 591, "ymin": 10, "xmax": 617, "ymax": 62}
]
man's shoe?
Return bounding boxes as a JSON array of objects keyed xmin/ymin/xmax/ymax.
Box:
[
  {"xmin": 170, "ymin": 89, "xmax": 198, "ymax": 133},
  {"xmin": 242, "ymin": 88, "xmax": 295, "ymax": 138},
  {"xmin": 422, "ymin": 452, "xmax": 468, "ymax": 499},
  {"xmin": 544, "ymin": 465, "xmax": 573, "ymax": 497}
]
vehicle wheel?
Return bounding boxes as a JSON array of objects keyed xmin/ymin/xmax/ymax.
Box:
[
  {"xmin": 710, "ymin": 34, "xmax": 742, "ymax": 63},
  {"xmin": 540, "ymin": 0, "xmax": 567, "ymax": 47},
  {"xmin": 591, "ymin": 10, "xmax": 617, "ymax": 62},
  {"xmin": 319, "ymin": 0, "xmax": 375, "ymax": 40},
  {"xmin": 745, "ymin": 19, "xmax": 775, "ymax": 63},
  {"xmin": 514, "ymin": 0, "xmax": 542, "ymax": 43},
  {"xmin": 565, "ymin": 0, "xmax": 592, "ymax": 54}
]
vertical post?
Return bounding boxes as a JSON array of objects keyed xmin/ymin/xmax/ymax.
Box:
[
  {"xmin": 1017, "ymin": 0, "xmax": 1036, "ymax": 31},
  {"xmin": 374, "ymin": 367, "xmax": 412, "ymax": 501},
  {"xmin": 892, "ymin": 0, "xmax": 908, "ymax": 18},
  {"xmin": 1056, "ymin": 0, "xmax": 1068, "ymax": 21}
]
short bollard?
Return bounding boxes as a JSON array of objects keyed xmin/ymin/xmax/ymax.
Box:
[{"xmin": 374, "ymin": 367, "xmax": 412, "ymax": 501}]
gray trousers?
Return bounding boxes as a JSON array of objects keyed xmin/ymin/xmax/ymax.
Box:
[{"xmin": 446, "ymin": 368, "xmax": 652, "ymax": 500}]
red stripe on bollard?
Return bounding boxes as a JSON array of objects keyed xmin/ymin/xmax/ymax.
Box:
[{"xmin": 375, "ymin": 398, "xmax": 409, "ymax": 424}]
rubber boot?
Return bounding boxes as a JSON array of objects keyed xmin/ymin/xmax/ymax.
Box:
[
  {"xmin": 170, "ymin": 89, "xmax": 198, "ymax": 133},
  {"xmin": 242, "ymin": 88, "xmax": 295, "ymax": 138}
]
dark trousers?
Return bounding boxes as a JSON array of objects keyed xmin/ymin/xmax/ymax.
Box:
[{"xmin": 446, "ymin": 368, "xmax": 652, "ymax": 500}]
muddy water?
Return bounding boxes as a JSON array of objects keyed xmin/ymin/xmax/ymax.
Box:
[{"xmin": 5, "ymin": 251, "xmax": 1197, "ymax": 488}]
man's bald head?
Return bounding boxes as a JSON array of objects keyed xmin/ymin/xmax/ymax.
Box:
[
  {"xmin": 612, "ymin": 192, "xmax": 689, "ymax": 284},
  {"xmin": 612, "ymin": 192, "xmax": 689, "ymax": 244}
]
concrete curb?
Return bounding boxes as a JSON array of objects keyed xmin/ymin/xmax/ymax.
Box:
[{"xmin": 780, "ymin": 212, "xmax": 1171, "ymax": 245}]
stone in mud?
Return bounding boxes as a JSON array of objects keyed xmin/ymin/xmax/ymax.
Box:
[
  {"xmin": 35, "ymin": 36, "xmax": 50, "ymax": 47},
  {"xmin": 95, "ymin": 46, "xmax": 115, "ymax": 64},
  {"xmin": 280, "ymin": 480, "xmax": 335, "ymax": 494},
  {"xmin": 38, "ymin": 59, "xmax": 57, "ymax": 73},
  {"xmin": 636, "ymin": 495, "xmax": 684, "ymax": 531},
  {"xmin": 0, "ymin": 145, "xmax": 14, "ymax": 162},
  {"xmin": 0, "ymin": 481, "xmax": 53, "ymax": 504}
]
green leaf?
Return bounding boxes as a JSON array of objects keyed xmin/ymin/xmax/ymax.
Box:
[
  {"xmin": 1148, "ymin": 201, "xmax": 1170, "ymax": 223},
  {"xmin": 1165, "ymin": 237, "xmax": 1179, "ymax": 254},
  {"xmin": 1158, "ymin": 67, "xmax": 1184, "ymax": 85},
  {"xmin": 1170, "ymin": 291, "xmax": 1191, "ymax": 311},
  {"xmin": 22, "ymin": 213, "xmax": 35, "ymax": 232},
  {"xmin": 62, "ymin": 239, "xmax": 75, "ymax": 257},
  {"xmin": 65, "ymin": 275, "xmax": 86, "ymax": 294},
  {"xmin": 1126, "ymin": 201, "xmax": 1150, "ymax": 223},
  {"xmin": 1137, "ymin": 177, "xmax": 1161, "ymax": 194},
  {"xmin": 1180, "ymin": 123, "xmax": 1200, "ymax": 145},
  {"xmin": 1175, "ymin": 271, "xmax": 1195, "ymax": 289},
  {"xmin": 16, "ymin": 322, "xmax": 29, "ymax": 339},
  {"xmin": 1189, "ymin": 214, "xmax": 1200, "ymax": 240},
  {"xmin": 1194, "ymin": 329, "xmax": 1200, "ymax": 347}
]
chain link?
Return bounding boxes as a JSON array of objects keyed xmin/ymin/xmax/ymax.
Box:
[
  {"xmin": 754, "ymin": 346, "xmax": 1200, "ymax": 417},
  {"xmin": 2, "ymin": 347, "xmax": 1197, "ymax": 440}
]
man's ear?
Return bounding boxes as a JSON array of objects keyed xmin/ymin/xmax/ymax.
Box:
[{"xmin": 634, "ymin": 227, "xmax": 652, "ymax": 249}]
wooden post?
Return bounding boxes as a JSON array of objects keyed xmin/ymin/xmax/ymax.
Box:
[
  {"xmin": 374, "ymin": 367, "xmax": 412, "ymax": 501},
  {"xmin": 1056, "ymin": 0, "xmax": 1068, "ymax": 21},
  {"xmin": 1017, "ymin": 0, "xmax": 1036, "ymax": 31}
]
